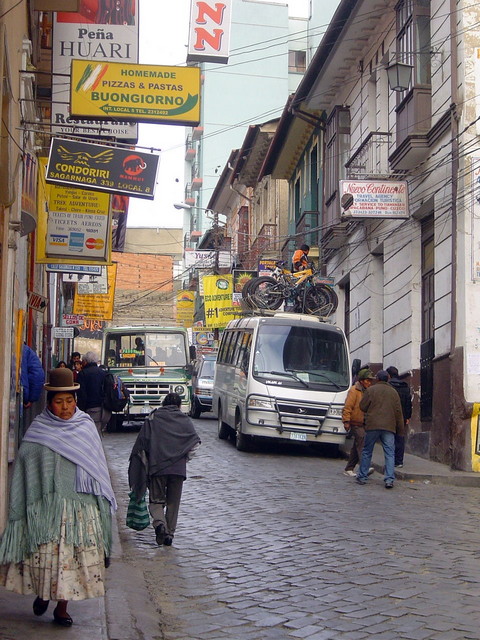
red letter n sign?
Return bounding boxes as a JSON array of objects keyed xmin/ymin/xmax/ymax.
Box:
[{"xmin": 187, "ymin": 0, "xmax": 232, "ymax": 64}]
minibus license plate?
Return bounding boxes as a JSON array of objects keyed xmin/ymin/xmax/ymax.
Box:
[{"xmin": 290, "ymin": 432, "xmax": 306, "ymax": 441}]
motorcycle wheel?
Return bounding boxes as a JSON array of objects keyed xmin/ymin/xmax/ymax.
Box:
[
  {"xmin": 248, "ymin": 276, "xmax": 284, "ymax": 310},
  {"xmin": 303, "ymin": 284, "xmax": 339, "ymax": 316}
]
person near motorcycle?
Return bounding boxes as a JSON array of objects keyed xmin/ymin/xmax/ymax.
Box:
[{"xmin": 292, "ymin": 244, "xmax": 310, "ymax": 272}]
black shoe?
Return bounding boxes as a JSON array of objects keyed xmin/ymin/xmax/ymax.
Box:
[
  {"xmin": 33, "ymin": 597, "xmax": 49, "ymax": 616},
  {"xmin": 163, "ymin": 535, "xmax": 173, "ymax": 546},
  {"xmin": 53, "ymin": 608, "xmax": 73, "ymax": 626},
  {"xmin": 155, "ymin": 523, "xmax": 166, "ymax": 545},
  {"xmin": 385, "ymin": 481, "xmax": 394, "ymax": 489},
  {"xmin": 356, "ymin": 477, "xmax": 367, "ymax": 485}
]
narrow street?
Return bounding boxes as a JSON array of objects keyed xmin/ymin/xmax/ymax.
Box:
[{"xmin": 104, "ymin": 417, "xmax": 480, "ymax": 640}]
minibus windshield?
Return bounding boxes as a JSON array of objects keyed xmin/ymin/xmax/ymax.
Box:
[{"xmin": 252, "ymin": 324, "xmax": 349, "ymax": 390}]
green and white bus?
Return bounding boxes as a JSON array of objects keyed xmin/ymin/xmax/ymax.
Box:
[{"xmin": 102, "ymin": 325, "xmax": 192, "ymax": 430}]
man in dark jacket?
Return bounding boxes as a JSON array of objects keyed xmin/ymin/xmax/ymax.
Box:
[
  {"xmin": 386, "ymin": 366, "xmax": 412, "ymax": 468},
  {"xmin": 128, "ymin": 393, "xmax": 200, "ymax": 547},
  {"xmin": 76, "ymin": 351, "xmax": 110, "ymax": 437},
  {"xmin": 356, "ymin": 370, "xmax": 404, "ymax": 489}
]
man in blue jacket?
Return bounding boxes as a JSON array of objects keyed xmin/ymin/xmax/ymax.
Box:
[{"xmin": 21, "ymin": 344, "xmax": 45, "ymax": 408}]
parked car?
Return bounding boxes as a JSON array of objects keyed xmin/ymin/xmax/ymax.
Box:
[{"xmin": 190, "ymin": 354, "xmax": 217, "ymax": 418}]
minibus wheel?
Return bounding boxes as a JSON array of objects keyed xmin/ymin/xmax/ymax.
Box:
[
  {"xmin": 217, "ymin": 405, "xmax": 230, "ymax": 440},
  {"xmin": 235, "ymin": 414, "xmax": 253, "ymax": 452}
]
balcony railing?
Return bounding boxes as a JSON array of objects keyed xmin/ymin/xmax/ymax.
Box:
[
  {"xmin": 248, "ymin": 224, "xmax": 277, "ymax": 269},
  {"xmin": 345, "ymin": 131, "xmax": 391, "ymax": 179},
  {"xmin": 185, "ymin": 134, "xmax": 196, "ymax": 161}
]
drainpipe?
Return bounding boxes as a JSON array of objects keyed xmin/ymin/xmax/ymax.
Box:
[{"xmin": 449, "ymin": 0, "xmax": 459, "ymax": 467}]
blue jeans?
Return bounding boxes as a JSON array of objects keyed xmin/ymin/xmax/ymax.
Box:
[{"xmin": 357, "ymin": 430, "xmax": 395, "ymax": 483}]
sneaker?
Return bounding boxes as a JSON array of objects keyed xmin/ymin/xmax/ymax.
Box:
[
  {"xmin": 343, "ymin": 470, "xmax": 356, "ymax": 477},
  {"xmin": 385, "ymin": 481, "xmax": 394, "ymax": 489},
  {"xmin": 155, "ymin": 523, "xmax": 166, "ymax": 545},
  {"xmin": 356, "ymin": 477, "xmax": 367, "ymax": 485},
  {"xmin": 367, "ymin": 467, "xmax": 375, "ymax": 476},
  {"xmin": 395, "ymin": 463, "xmax": 403, "ymax": 468}
]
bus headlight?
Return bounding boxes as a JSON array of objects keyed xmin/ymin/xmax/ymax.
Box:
[
  {"xmin": 327, "ymin": 405, "xmax": 343, "ymax": 417},
  {"xmin": 174, "ymin": 385, "xmax": 184, "ymax": 395},
  {"xmin": 248, "ymin": 395, "xmax": 275, "ymax": 409}
]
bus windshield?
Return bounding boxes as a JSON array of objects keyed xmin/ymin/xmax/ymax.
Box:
[
  {"xmin": 252, "ymin": 324, "xmax": 350, "ymax": 390},
  {"xmin": 105, "ymin": 331, "xmax": 188, "ymax": 368}
]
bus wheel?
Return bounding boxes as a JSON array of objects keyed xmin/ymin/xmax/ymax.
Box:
[
  {"xmin": 235, "ymin": 414, "xmax": 253, "ymax": 452},
  {"xmin": 217, "ymin": 406, "xmax": 230, "ymax": 440},
  {"xmin": 190, "ymin": 398, "xmax": 202, "ymax": 419}
]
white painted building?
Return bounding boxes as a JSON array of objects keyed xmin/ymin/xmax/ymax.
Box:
[{"xmin": 291, "ymin": 0, "xmax": 480, "ymax": 469}]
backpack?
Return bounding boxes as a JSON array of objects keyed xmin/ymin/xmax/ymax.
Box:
[{"xmin": 102, "ymin": 373, "xmax": 130, "ymax": 412}]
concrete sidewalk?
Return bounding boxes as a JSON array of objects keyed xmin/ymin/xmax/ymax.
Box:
[{"xmin": 370, "ymin": 444, "xmax": 480, "ymax": 487}]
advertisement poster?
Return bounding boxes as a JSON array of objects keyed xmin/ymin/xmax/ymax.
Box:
[
  {"xmin": 233, "ymin": 269, "xmax": 257, "ymax": 306},
  {"xmin": 46, "ymin": 188, "xmax": 110, "ymax": 260},
  {"xmin": 176, "ymin": 290, "xmax": 195, "ymax": 328},
  {"xmin": 70, "ymin": 60, "xmax": 201, "ymax": 126},
  {"xmin": 187, "ymin": 0, "xmax": 232, "ymax": 64},
  {"xmin": 52, "ymin": 0, "xmax": 138, "ymax": 140},
  {"xmin": 37, "ymin": 157, "xmax": 112, "ymax": 265},
  {"xmin": 46, "ymin": 138, "xmax": 159, "ymax": 199},
  {"xmin": 258, "ymin": 259, "xmax": 277, "ymax": 277},
  {"xmin": 202, "ymin": 274, "xmax": 238, "ymax": 328},
  {"xmin": 339, "ymin": 180, "xmax": 409, "ymax": 219},
  {"xmin": 73, "ymin": 263, "xmax": 117, "ymax": 320}
]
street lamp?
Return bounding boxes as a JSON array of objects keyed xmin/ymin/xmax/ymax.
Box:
[{"xmin": 386, "ymin": 61, "xmax": 413, "ymax": 92}]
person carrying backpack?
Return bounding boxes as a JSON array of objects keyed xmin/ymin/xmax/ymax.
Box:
[{"xmin": 76, "ymin": 351, "xmax": 110, "ymax": 437}]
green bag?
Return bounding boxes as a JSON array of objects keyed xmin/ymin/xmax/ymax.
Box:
[{"xmin": 126, "ymin": 491, "xmax": 150, "ymax": 531}]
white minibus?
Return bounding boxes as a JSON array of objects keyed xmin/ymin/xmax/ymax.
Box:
[{"xmin": 213, "ymin": 312, "xmax": 350, "ymax": 451}]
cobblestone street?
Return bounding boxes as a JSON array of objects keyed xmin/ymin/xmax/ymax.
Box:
[{"xmin": 104, "ymin": 417, "xmax": 480, "ymax": 640}]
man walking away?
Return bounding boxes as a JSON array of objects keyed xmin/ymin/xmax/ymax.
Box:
[
  {"xmin": 76, "ymin": 351, "xmax": 110, "ymax": 437},
  {"xmin": 357, "ymin": 370, "xmax": 404, "ymax": 489},
  {"xmin": 128, "ymin": 393, "xmax": 200, "ymax": 547},
  {"xmin": 386, "ymin": 366, "xmax": 412, "ymax": 468},
  {"xmin": 342, "ymin": 368, "xmax": 375, "ymax": 477}
]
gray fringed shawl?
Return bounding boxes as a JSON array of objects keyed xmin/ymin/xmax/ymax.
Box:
[{"xmin": 24, "ymin": 407, "xmax": 117, "ymax": 511}]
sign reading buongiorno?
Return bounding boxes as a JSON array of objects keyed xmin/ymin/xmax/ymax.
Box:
[{"xmin": 70, "ymin": 60, "xmax": 201, "ymax": 125}]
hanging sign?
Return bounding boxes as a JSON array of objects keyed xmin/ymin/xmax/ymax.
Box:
[
  {"xmin": 46, "ymin": 138, "xmax": 159, "ymax": 199},
  {"xmin": 28, "ymin": 291, "xmax": 48, "ymax": 312},
  {"xmin": 340, "ymin": 180, "xmax": 409, "ymax": 219},
  {"xmin": 187, "ymin": 0, "xmax": 232, "ymax": 64},
  {"xmin": 70, "ymin": 60, "xmax": 201, "ymax": 125},
  {"xmin": 51, "ymin": 2, "xmax": 139, "ymax": 140}
]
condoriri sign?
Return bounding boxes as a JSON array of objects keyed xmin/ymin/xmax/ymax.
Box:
[
  {"xmin": 70, "ymin": 60, "xmax": 201, "ymax": 125},
  {"xmin": 46, "ymin": 138, "xmax": 159, "ymax": 199},
  {"xmin": 340, "ymin": 180, "xmax": 409, "ymax": 219}
]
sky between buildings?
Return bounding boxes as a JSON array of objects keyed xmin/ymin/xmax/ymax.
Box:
[{"xmin": 127, "ymin": 0, "xmax": 310, "ymax": 228}]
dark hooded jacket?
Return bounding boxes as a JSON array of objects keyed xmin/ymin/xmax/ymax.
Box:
[{"xmin": 389, "ymin": 377, "xmax": 412, "ymax": 421}]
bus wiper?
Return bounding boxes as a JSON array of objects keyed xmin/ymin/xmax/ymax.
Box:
[
  {"xmin": 146, "ymin": 354, "xmax": 159, "ymax": 365},
  {"xmin": 270, "ymin": 370, "xmax": 310, "ymax": 388},
  {"xmin": 304, "ymin": 370, "xmax": 341, "ymax": 389}
]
